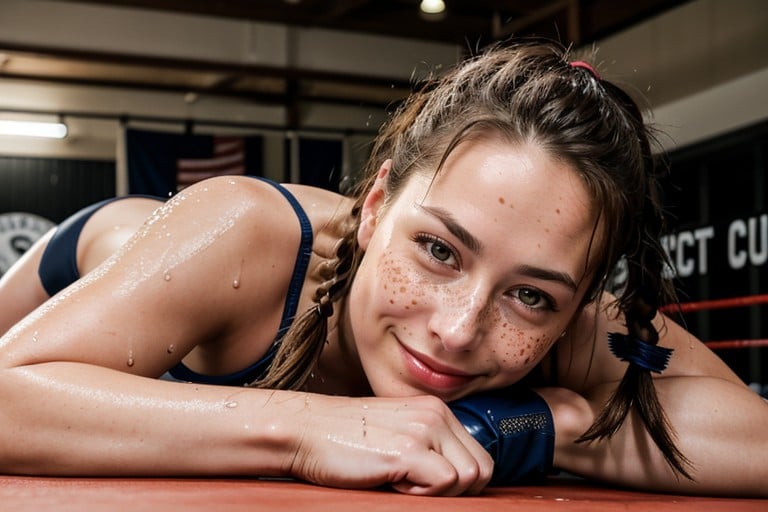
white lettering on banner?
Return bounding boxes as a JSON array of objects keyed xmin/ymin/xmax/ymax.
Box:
[
  {"xmin": 662, "ymin": 214, "xmax": 768, "ymax": 277},
  {"xmin": 728, "ymin": 214, "xmax": 768, "ymax": 269},
  {"xmin": 662, "ymin": 226, "xmax": 715, "ymax": 277},
  {"xmin": 729, "ymin": 219, "xmax": 748, "ymax": 269}
]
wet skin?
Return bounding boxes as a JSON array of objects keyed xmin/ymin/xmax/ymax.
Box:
[{"xmin": 329, "ymin": 137, "xmax": 602, "ymax": 402}]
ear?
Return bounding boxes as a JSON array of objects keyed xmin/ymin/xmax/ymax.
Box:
[{"xmin": 357, "ymin": 159, "xmax": 391, "ymax": 251}]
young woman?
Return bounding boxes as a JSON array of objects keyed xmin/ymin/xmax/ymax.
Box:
[{"xmin": 0, "ymin": 40, "xmax": 765, "ymax": 497}]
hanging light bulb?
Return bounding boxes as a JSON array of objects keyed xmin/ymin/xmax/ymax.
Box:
[
  {"xmin": 419, "ymin": 0, "xmax": 446, "ymax": 21},
  {"xmin": 420, "ymin": 0, "xmax": 446, "ymax": 14}
]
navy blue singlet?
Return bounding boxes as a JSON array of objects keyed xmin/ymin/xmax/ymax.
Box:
[
  {"xmin": 38, "ymin": 194, "xmax": 160, "ymax": 296},
  {"xmin": 37, "ymin": 178, "xmax": 314, "ymax": 387}
]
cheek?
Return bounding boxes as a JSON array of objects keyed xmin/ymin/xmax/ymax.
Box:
[
  {"xmin": 377, "ymin": 250, "xmax": 429, "ymax": 312},
  {"xmin": 491, "ymin": 318, "xmax": 556, "ymax": 371}
]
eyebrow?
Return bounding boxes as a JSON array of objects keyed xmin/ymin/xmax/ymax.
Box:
[
  {"xmin": 417, "ymin": 204, "xmax": 483, "ymax": 255},
  {"xmin": 517, "ymin": 264, "xmax": 578, "ymax": 292},
  {"xmin": 417, "ymin": 204, "xmax": 578, "ymax": 292}
]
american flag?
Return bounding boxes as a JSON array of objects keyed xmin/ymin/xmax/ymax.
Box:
[{"xmin": 175, "ymin": 136, "xmax": 246, "ymax": 191}]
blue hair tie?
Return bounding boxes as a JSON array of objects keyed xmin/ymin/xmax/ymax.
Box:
[{"xmin": 607, "ymin": 332, "xmax": 673, "ymax": 373}]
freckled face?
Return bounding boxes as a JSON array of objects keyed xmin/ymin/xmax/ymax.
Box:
[{"xmin": 345, "ymin": 139, "xmax": 601, "ymax": 400}]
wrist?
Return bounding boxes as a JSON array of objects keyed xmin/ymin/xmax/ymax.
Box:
[
  {"xmin": 248, "ymin": 390, "xmax": 314, "ymax": 478},
  {"xmin": 534, "ymin": 387, "xmax": 594, "ymax": 463}
]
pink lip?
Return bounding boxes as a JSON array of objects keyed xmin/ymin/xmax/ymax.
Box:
[{"xmin": 398, "ymin": 343, "xmax": 475, "ymax": 391}]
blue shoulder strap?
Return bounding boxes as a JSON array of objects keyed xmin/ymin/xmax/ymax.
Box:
[{"xmin": 166, "ymin": 177, "xmax": 313, "ymax": 386}]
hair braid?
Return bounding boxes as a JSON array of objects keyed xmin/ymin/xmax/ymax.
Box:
[
  {"xmin": 575, "ymin": 81, "xmax": 692, "ymax": 478},
  {"xmin": 251, "ymin": 78, "xmax": 432, "ymax": 392},
  {"xmin": 251, "ymin": 223, "xmax": 363, "ymax": 391}
]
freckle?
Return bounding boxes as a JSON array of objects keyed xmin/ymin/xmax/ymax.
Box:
[
  {"xmin": 498, "ymin": 197, "xmax": 505, "ymax": 204},
  {"xmin": 556, "ymin": 208, "xmax": 561, "ymax": 214},
  {"xmin": 519, "ymin": 348, "xmax": 525, "ymax": 355},
  {"xmin": 399, "ymin": 286, "xmax": 406, "ymax": 293},
  {"xmin": 544, "ymin": 228, "xmax": 550, "ymax": 233},
  {"xmin": 524, "ymin": 356, "xmax": 531, "ymax": 364},
  {"xmin": 411, "ymin": 300, "xmax": 417, "ymax": 305}
]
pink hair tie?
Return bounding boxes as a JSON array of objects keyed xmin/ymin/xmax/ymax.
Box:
[{"xmin": 570, "ymin": 61, "xmax": 601, "ymax": 80}]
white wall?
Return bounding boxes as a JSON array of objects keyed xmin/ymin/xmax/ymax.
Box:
[{"xmin": 593, "ymin": 0, "xmax": 768, "ymax": 150}]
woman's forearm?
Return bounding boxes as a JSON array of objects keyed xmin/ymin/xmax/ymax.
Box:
[
  {"xmin": 0, "ymin": 362, "xmax": 492, "ymax": 495},
  {"xmin": 0, "ymin": 362, "xmax": 298, "ymax": 476},
  {"xmin": 542, "ymin": 377, "xmax": 768, "ymax": 497}
]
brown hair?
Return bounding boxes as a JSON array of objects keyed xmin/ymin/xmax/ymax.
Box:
[{"xmin": 254, "ymin": 38, "xmax": 690, "ymax": 478}]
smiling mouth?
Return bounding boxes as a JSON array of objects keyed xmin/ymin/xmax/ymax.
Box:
[{"xmin": 398, "ymin": 343, "xmax": 475, "ymax": 391}]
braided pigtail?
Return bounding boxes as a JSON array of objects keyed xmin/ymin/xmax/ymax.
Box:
[
  {"xmin": 575, "ymin": 82, "xmax": 692, "ymax": 478},
  {"xmin": 252, "ymin": 77, "xmax": 434, "ymax": 392},
  {"xmin": 252, "ymin": 225, "xmax": 363, "ymax": 391}
]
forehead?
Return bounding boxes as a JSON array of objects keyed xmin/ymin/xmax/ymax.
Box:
[{"xmin": 403, "ymin": 138, "xmax": 602, "ymax": 278}]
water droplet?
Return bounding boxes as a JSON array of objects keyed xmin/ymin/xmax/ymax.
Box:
[
  {"xmin": 167, "ymin": 344, "xmax": 175, "ymax": 354},
  {"xmin": 225, "ymin": 401, "xmax": 239, "ymax": 409},
  {"xmin": 31, "ymin": 331, "xmax": 38, "ymax": 342},
  {"xmin": 232, "ymin": 279, "xmax": 240, "ymax": 289},
  {"xmin": 127, "ymin": 350, "xmax": 135, "ymax": 367},
  {"xmin": 164, "ymin": 272, "xmax": 171, "ymax": 281}
]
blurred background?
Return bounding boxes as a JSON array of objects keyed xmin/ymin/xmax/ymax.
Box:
[{"xmin": 0, "ymin": 0, "xmax": 766, "ymax": 393}]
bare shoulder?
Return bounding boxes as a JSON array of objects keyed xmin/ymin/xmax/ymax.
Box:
[
  {"xmin": 0, "ymin": 176, "xmax": 315, "ymax": 377},
  {"xmin": 553, "ymin": 293, "xmax": 744, "ymax": 393},
  {"xmin": 281, "ymin": 182, "xmax": 354, "ymax": 258}
]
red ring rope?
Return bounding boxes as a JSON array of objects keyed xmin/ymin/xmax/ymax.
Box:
[
  {"xmin": 661, "ymin": 293, "xmax": 768, "ymax": 313},
  {"xmin": 705, "ymin": 339, "xmax": 768, "ymax": 350},
  {"xmin": 657, "ymin": 294, "xmax": 768, "ymax": 350}
]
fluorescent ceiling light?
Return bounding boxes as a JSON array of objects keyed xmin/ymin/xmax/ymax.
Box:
[{"xmin": 0, "ymin": 119, "xmax": 68, "ymax": 139}]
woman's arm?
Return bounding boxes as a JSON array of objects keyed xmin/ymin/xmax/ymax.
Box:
[
  {"xmin": 542, "ymin": 377, "xmax": 768, "ymax": 497},
  {"xmin": 0, "ymin": 177, "xmax": 491, "ymax": 495},
  {"xmin": 544, "ymin": 296, "xmax": 768, "ymax": 496},
  {"xmin": 0, "ymin": 362, "xmax": 490, "ymax": 495}
]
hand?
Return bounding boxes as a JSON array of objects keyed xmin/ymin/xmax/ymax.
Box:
[{"xmin": 286, "ymin": 393, "xmax": 493, "ymax": 496}]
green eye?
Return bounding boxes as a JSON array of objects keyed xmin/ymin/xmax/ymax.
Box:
[
  {"xmin": 518, "ymin": 288, "xmax": 542, "ymax": 306},
  {"xmin": 429, "ymin": 242, "xmax": 452, "ymax": 262}
]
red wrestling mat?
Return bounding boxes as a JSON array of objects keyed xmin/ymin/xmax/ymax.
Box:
[{"xmin": 0, "ymin": 476, "xmax": 763, "ymax": 511}]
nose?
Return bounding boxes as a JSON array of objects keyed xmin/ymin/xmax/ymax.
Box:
[{"xmin": 427, "ymin": 285, "xmax": 490, "ymax": 352}]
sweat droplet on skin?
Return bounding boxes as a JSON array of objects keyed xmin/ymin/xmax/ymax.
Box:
[
  {"xmin": 167, "ymin": 344, "xmax": 175, "ymax": 354},
  {"xmin": 232, "ymin": 259, "xmax": 244, "ymax": 289},
  {"xmin": 225, "ymin": 401, "xmax": 239, "ymax": 409},
  {"xmin": 163, "ymin": 272, "xmax": 171, "ymax": 282},
  {"xmin": 127, "ymin": 350, "xmax": 135, "ymax": 367}
]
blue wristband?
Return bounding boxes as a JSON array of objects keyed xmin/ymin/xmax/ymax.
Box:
[{"xmin": 449, "ymin": 387, "xmax": 555, "ymax": 485}]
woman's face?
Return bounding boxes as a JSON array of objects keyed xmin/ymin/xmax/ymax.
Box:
[{"xmin": 346, "ymin": 137, "xmax": 601, "ymax": 401}]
